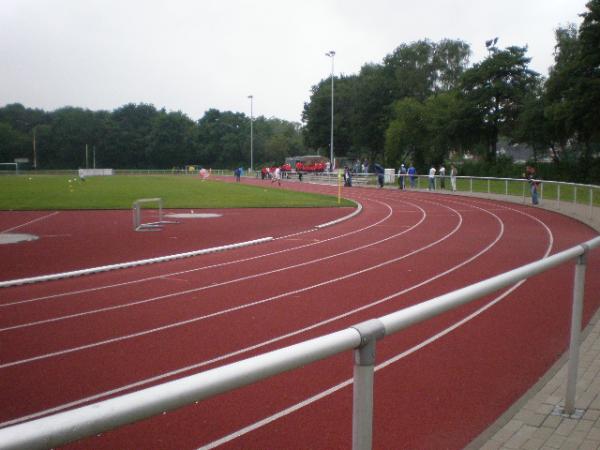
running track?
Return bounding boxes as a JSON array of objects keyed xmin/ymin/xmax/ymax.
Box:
[{"xmin": 1, "ymin": 178, "xmax": 599, "ymax": 449}]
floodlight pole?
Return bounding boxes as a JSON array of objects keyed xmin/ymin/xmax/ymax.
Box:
[
  {"xmin": 248, "ymin": 95, "xmax": 254, "ymax": 172},
  {"xmin": 32, "ymin": 126, "xmax": 37, "ymax": 169},
  {"xmin": 325, "ymin": 51, "xmax": 335, "ymax": 171}
]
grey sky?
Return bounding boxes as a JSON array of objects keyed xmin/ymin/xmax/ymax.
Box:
[{"xmin": 0, "ymin": 0, "xmax": 588, "ymax": 123}]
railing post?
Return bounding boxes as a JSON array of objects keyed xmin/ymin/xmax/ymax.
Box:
[
  {"xmin": 557, "ymin": 184, "xmax": 561, "ymax": 210},
  {"xmin": 563, "ymin": 245, "xmax": 588, "ymax": 416},
  {"xmin": 351, "ymin": 319, "xmax": 385, "ymax": 450}
]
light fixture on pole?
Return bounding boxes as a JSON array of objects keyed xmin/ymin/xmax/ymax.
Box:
[
  {"xmin": 247, "ymin": 95, "xmax": 254, "ymax": 172},
  {"xmin": 325, "ymin": 50, "xmax": 335, "ymax": 171}
]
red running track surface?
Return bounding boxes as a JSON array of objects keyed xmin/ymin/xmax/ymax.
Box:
[{"xmin": 0, "ymin": 177, "xmax": 599, "ymax": 449}]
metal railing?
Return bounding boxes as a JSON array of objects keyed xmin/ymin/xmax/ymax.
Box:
[
  {"xmin": 296, "ymin": 173, "xmax": 600, "ymax": 230},
  {"xmin": 0, "ymin": 233, "xmax": 599, "ymax": 450}
]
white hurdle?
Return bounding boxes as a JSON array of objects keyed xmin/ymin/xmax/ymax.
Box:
[{"xmin": 132, "ymin": 198, "xmax": 178, "ymax": 231}]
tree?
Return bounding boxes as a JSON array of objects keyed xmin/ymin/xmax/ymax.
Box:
[
  {"xmin": 0, "ymin": 122, "xmax": 29, "ymax": 163},
  {"xmin": 146, "ymin": 111, "xmax": 197, "ymax": 168},
  {"xmin": 196, "ymin": 109, "xmax": 249, "ymax": 168},
  {"xmin": 103, "ymin": 103, "xmax": 158, "ymax": 168},
  {"xmin": 384, "ymin": 98, "xmax": 428, "ymax": 168},
  {"xmin": 544, "ymin": 1, "xmax": 600, "ymax": 172},
  {"xmin": 302, "ymin": 75, "xmax": 355, "ymax": 159},
  {"xmin": 459, "ymin": 44, "xmax": 540, "ymax": 161}
]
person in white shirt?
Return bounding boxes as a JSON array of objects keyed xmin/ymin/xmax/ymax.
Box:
[
  {"xmin": 271, "ymin": 167, "xmax": 282, "ymax": 186},
  {"xmin": 450, "ymin": 164, "xmax": 458, "ymax": 191},
  {"xmin": 428, "ymin": 166, "xmax": 436, "ymax": 190},
  {"xmin": 439, "ymin": 165, "xmax": 446, "ymax": 189}
]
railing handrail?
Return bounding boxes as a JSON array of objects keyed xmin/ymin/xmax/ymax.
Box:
[{"xmin": 1, "ymin": 234, "xmax": 599, "ymax": 450}]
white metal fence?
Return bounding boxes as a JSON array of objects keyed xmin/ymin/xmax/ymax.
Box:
[{"xmin": 0, "ymin": 233, "xmax": 599, "ymax": 450}]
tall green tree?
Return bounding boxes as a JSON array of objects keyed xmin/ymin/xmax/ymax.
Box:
[
  {"xmin": 459, "ymin": 44, "xmax": 540, "ymax": 161},
  {"xmin": 384, "ymin": 98, "xmax": 428, "ymax": 168},
  {"xmin": 103, "ymin": 103, "xmax": 158, "ymax": 168},
  {"xmin": 146, "ymin": 111, "xmax": 197, "ymax": 168}
]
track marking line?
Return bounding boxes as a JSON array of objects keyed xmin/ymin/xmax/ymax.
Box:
[
  {"xmin": 0, "ymin": 212, "xmax": 60, "ymax": 234},
  {"xmin": 1, "ymin": 199, "xmax": 394, "ymax": 308},
  {"xmin": 0, "ymin": 201, "xmax": 421, "ymax": 332},
  {"xmin": 197, "ymin": 208, "xmax": 555, "ymax": 450},
  {"xmin": 0, "ymin": 197, "xmax": 508, "ymax": 428}
]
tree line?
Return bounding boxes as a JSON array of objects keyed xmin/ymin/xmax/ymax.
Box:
[
  {"xmin": 0, "ymin": 103, "xmax": 304, "ymax": 170},
  {"xmin": 1, "ymin": 1, "xmax": 598, "ymax": 181},
  {"xmin": 303, "ymin": 0, "xmax": 599, "ymax": 182}
]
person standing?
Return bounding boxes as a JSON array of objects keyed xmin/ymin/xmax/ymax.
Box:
[
  {"xmin": 408, "ymin": 163, "xmax": 416, "ymax": 188},
  {"xmin": 344, "ymin": 166, "xmax": 352, "ymax": 187},
  {"xmin": 374, "ymin": 163, "xmax": 385, "ymax": 188},
  {"xmin": 450, "ymin": 164, "xmax": 457, "ymax": 191},
  {"xmin": 428, "ymin": 165, "xmax": 436, "ymax": 191},
  {"xmin": 398, "ymin": 164, "xmax": 407, "ymax": 189},
  {"xmin": 272, "ymin": 167, "xmax": 282, "ymax": 186},
  {"xmin": 439, "ymin": 165, "xmax": 446, "ymax": 189},
  {"xmin": 523, "ymin": 165, "xmax": 540, "ymax": 205}
]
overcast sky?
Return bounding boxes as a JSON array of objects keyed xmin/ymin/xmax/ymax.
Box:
[{"xmin": 0, "ymin": 0, "xmax": 589, "ymax": 123}]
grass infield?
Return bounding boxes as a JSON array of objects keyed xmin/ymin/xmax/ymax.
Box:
[{"xmin": 0, "ymin": 175, "xmax": 355, "ymax": 210}]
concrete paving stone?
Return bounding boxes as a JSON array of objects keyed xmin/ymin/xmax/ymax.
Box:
[
  {"xmin": 533, "ymin": 427, "xmax": 554, "ymax": 440},
  {"xmin": 479, "ymin": 440, "xmax": 503, "ymax": 450},
  {"xmin": 515, "ymin": 410, "xmax": 547, "ymax": 427},
  {"xmin": 546, "ymin": 395, "xmax": 563, "ymax": 406},
  {"xmin": 543, "ymin": 415, "xmax": 563, "ymax": 428},
  {"xmin": 557, "ymin": 438, "xmax": 580, "ymax": 450},
  {"xmin": 521, "ymin": 437, "xmax": 545, "ymax": 450},
  {"xmin": 524, "ymin": 399, "xmax": 542, "ymax": 412},
  {"xmin": 543, "ymin": 434, "xmax": 565, "ymax": 449},
  {"xmin": 505, "ymin": 425, "xmax": 538, "ymax": 448},
  {"xmin": 564, "ymin": 429, "xmax": 589, "ymax": 443},
  {"xmin": 504, "ymin": 420, "xmax": 526, "ymax": 431},
  {"xmin": 583, "ymin": 408, "xmax": 600, "ymax": 421},
  {"xmin": 574, "ymin": 418, "xmax": 595, "ymax": 433},
  {"xmin": 579, "ymin": 440, "xmax": 600, "ymax": 450},
  {"xmin": 590, "ymin": 395, "xmax": 600, "ymax": 409},
  {"xmin": 555, "ymin": 418, "xmax": 578, "ymax": 436},
  {"xmin": 536, "ymin": 403, "xmax": 555, "ymax": 415},
  {"xmin": 587, "ymin": 424, "xmax": 600, "ymax": 440},
  {"xmin": 493, "ymin": 423, "xmax": 520, "ymax": 442}
]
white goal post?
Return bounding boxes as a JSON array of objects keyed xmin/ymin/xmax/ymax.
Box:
[
  {"xmin": 132, "ymin": 198, "xmax": 178, "ymax": 231},
  {"xmin": 0, "ymin": 162, "xmax": 19, "ymax": 174}
]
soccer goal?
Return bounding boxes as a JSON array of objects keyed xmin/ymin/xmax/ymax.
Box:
[
  {"xmin": 0, "ymin": 163, "xmax": 19, "ymax": 175},
  {"xmin": 132, "ymin": 198, "xmax": 178, "ymax": 231}
]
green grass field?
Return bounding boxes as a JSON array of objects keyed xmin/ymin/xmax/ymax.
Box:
[{"xmin": 0, "ymin": 175, "xmax": 355, "ymax": 210}]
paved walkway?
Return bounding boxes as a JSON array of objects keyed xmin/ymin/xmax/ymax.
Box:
[{"xmin": 469, "ymin": 308, "xmax": 600, "ymax": 449}]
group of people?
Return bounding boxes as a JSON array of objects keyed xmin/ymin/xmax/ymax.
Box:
[{"xmin": 397, "ymin": 163, "xmax": 458, "ymax": 191}]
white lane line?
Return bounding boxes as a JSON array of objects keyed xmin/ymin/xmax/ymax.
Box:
[
  {"xmin": 0, "ymin": 198, "xmax": 548, "ymax": 428},
  {"xmin": 0, "ymin": 212, "xmax": 59, "ymax": 234},
  {"xmin": 2, "ymin": 197, "xmax": 543, "ymax": 428},
  {"xmin": 197, "ymin": 207, "xmax": 555, "ymax": 450},
  {"xmin": 0, "ymin": 202, "xmax": 416, "ymax": 331},
  {"xmin": 0, "ymin": 200, "xmax": 471, "ymax": 426},
  {"xmin": 0, "ymin": 201, "xmax": 440, "ymax": 367},
  {"xmin": 0, "ymin": 199, "xmax": 390, "ymax": 308}
]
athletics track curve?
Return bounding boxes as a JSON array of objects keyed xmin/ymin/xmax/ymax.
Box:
[{"xmin": 0, "ymin": 177, "xmax": 599, "ymax": 449}]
